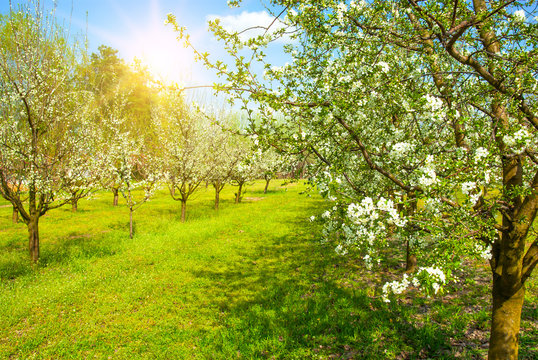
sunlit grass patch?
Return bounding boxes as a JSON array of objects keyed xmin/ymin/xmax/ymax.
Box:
[{"xmin": 0, "ymin": 180, "xmax": 536, "ymax": 359}]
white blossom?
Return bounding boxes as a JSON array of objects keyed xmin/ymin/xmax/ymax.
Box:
[
  {"xmin": 474, "ymin": 147, "xmax": 489, "ymax": 162},
  {"xmin": 513, "ymin": 9, "xmax": 526, "ymax": 22}
]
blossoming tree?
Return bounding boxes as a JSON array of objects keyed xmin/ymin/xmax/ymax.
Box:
[
  {"xmin": 0, "ymin": 5, "xmax": 95, "ymax": 262},
  {"xmin": 101, "ymin": 105, "xmax": 159, "ymax": 239},
  {"xmin": 154, "ymin": 92, "xmax": 212, "ymax": 222},
  {"xmin": 205, "ymin": 118, "xmax": 242, "ymax": 210},
  {"xmin": 169, "ymin": 1, "xmax": 538, "ymax": 358}
]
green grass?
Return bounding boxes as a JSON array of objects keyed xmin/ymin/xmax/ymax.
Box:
[{"xmin": 0, "ymin": 180, "xmax": 536, "ymax": 359}]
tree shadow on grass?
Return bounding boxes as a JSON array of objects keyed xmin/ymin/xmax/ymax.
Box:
[
  {"xmin": 0, "ymin": 257, "xmax": 33, "ymax": 280},
  {"xmin": 38, "ymin": 232, "xmax": 121, "ymax": 268},
  {"xmin": 189, "ymin": 216, "xmax": 453, "ymax": 359}
]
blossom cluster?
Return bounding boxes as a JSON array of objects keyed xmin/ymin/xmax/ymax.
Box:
[{"xmin": 382, "ymin": 266, "xmax": 447, "ymax": 302}]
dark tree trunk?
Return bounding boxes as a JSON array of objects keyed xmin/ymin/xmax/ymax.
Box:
[
  {"xmin": 71, "ymin": 198, "xmax": 78, "ymax": 212},
  {"xmin": 129, "ymin": 208, "xmax": 134, "ymax": 239},
  {"xmin": 405, "ymin": 191, "xmax": 417, "ymax": 272},
  {"xmin": 235, "ymin": 183, "xmax": 243, "ymax": 204},
  {"xmin": 181, "ymin": 200, "xmax": 186, "ymax": 222},
  {"xmin": 405, "ymin": 239, "xmax": 417, "ymax": 273},
  {"xmin": 215, "ymin": 188, "xmax": 220, "ymax": 210},
  {"xmin": 113, "ymin": 188, "xmax": 119, "ymax": 206},
  {"xmin": 12, "ymin": 205, "xmax": 18, "ymax": 224},
  {"xmin": 264, "ymin": 176, "xmax": 270, "ymax": 194},
  {"xmin": 28, "ymin": 216, "xmax": 39, "ymax": 263}
]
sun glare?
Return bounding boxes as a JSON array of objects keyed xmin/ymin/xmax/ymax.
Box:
[{"xmin": 125, "ymin": 20, "xmax": 195, "ymax": 85}]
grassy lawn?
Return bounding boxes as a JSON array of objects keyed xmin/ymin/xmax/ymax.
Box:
[{"xmin": 0, "ymin": 180, "xmax": 536, "ymax": 359}]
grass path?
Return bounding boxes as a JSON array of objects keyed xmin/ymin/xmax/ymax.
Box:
[{"xmin": 0, "ymin": 181, "xmax": 536, "ymax": 359}]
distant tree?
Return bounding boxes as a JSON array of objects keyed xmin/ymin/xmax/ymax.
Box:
[
  {"xmin": 256, "ymin": 147, "xmax": 286, "ymax": 194},
  {"xmin": 101, "ymin": 100, "xmax": 159, "ymax": 238},
  {"xmin": 155, "ymin": 92, "xmax": 211, "ymax": 222},
  {"xmin": 85, "ymin": 45, "xmax": 159, "ymax": 206},
  {"xmin": 229, "ymin": 137, "xmax": 257, "ymax": 204},
  {"xmin": 203, "ymin": 113, "xmax": 243, "ymax": 210}
]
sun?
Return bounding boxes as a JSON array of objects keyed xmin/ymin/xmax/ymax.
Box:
[
  {"xmin": 120, "ymin": 9, "xmax": 196, "ymax": 86},
  {"xmin": 135, "ymin": 25, "xmax": 195, "ymax": 85}
]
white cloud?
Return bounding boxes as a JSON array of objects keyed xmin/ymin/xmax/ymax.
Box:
[{"xmin": 206, "ymin": 10, "xmax": 292, "ymax": 43}]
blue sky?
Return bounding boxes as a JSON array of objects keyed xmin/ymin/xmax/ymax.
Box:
[{"xmin": 0, "ymin": 0, "xmax": 290, "ymax": 88}]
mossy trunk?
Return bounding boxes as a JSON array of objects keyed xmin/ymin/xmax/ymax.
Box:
[
  {"xmin": 28, "ymin": 216, "xmax": 39, "ymax": 263},
  {"xmin": 181, "ymin": 200, "xmax": 186, "ymax": 222},
  {"xmin": 71, "ymin": 198, "xmax": 78, "ymax": 212},
  {"xmin": 12, "ymin": 205, "xmax": 18, "ymax": 224},
  {"xmin": 486, "ymin": 127, "xmax": 530, "ymax": 359},
  {"xmin": 488, "ymin": 277, "xmax": 525, "ymax": 360}
]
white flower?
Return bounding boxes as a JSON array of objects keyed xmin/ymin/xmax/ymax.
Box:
[
  {"xmin": 461, "ymin": 181, "xmax": 476, "ymax": 195},
  {"xmin": 513, "ymin": 9, "xmax": 526, "ymax": 22},
  {"xmin": 322, "ymin": 210, "xmax": 331, "ymax": 219},
  {"xmin": 377, "ymin": 61, "xmax": 389, "ymax": 73},
  {"xmin": 350, "ymin": 0, "xmax": 366, "ymax": 10},
  {"xmin": 475, "ymin": 244, "xmax": 492, "ymax": 260},
  {"xmin": 390, "ymin": 142, "xmax": 415, "ymax": 158},
  {"xmin": 336, "ymin": 3, "xmax": 348, "ymax": 24},
  {"xmin": 424, "ymin": 198, "xmax": 441, "ymax": 214},
  {"xmin": 363, "ymin": 254, "xmax": 372, "ymax": 269},
  {"xmin": 470, "ymin": 190, "xmax": 482, "ymax": 206},
  {"xmin": 474, "ymin": 147, "xmax": 489, "ymax": 162},
  {"xmin": 309, "ymin": 215, "xmax": 316, "ymax": 222},
  {"xmin": 424, "ymin": 94, "xmax": 443, "ymax": 112},
  {"xmin": 484, "ymin": 170, "xmax": 491, "ymax": 184},
  {"xmin": 335, "ymin": 244, "xmax": 348, "ymax": 256},
  {"xmin": 419, "ymin": 167, "xmax": 438, "ymax": 188}
]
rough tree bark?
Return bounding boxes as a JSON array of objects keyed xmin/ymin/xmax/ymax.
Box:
[
  {"xmin": 129, "ymin": 208, "xmax": 134, "ymax": 239},
  {"xmin": 12, "ymin": 205, "xmax": 18, "ymax": 224},
  {"xmin": 264, "ymin": 175, "xmax": 271, "ymax": 194},
  {"xmin": 112, "ymin": 187, "xmax": 119, "ymax": 206},
  {"xmin": 406, "ymin": 191, "xmax": 417, "ymax": 273},
  {"xmin": 235, "ymin": 182, "xmax": 244, "ymax": 204},
  {"xmin": 181, "ymin": 200, "xmax": 186, "ymax": 222},
  {"xmin": 28, "ymin": 215, "xmax": 39, "ymax": 263}
]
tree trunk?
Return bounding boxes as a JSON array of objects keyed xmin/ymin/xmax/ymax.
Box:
[
  {"xmin": 113, "ymin": 188, "xmax": 119, "ymax": 206},
  {"xmin": 12, "ymin": 205, "xmax": 18, "ymax": 224},
  {"xmin": 264, "ymin": 177, "xmax": 270, "ymax": 194},
  {"xmin": 71, "ymin": 198, "xmax": 78, "ymax": 212},
  {"xmin": 406, "ymin": 239, "xmax": 417, "ymax": 273},
  {"xmin": 215, "ymin": 188, "xmax": 220, "ymax": 210},
  {"xmin": 181, "ymin": 200, "xmax": 186, "ymax": 222},
  {"xmin": 129, "ymin": 208, "xmax": 134, "ymax": 239},
  {"xmin": 488, "ymin": 276, "xmax": 525, "ymax": 359},
  {"xmin": 235, "ymin": 183, "xmax": 243, "ymax": 204},
  {"xmin": 405, "ymin": 191, "xmax": 417, "ymax": 272},
  {"xmin": 28, "ymin": 216, "xmax": 39, "ymax": 263}
]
